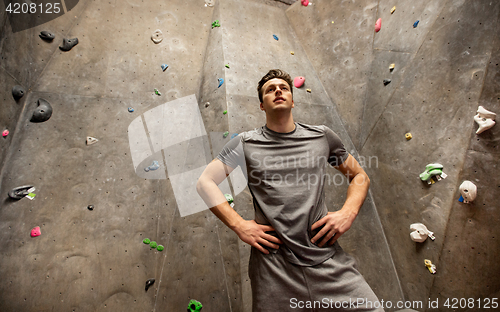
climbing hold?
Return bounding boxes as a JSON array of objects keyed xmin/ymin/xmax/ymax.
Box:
[
  {"xmin": 301, "ymin": 0, "xmax": 309, "ymax": 6},
  {"xmin": 306, "ymin": 88, "xmax": 311, "ymax": 93},
  {"xmin": 419, "ymin": 163, "xmax": 444, "ymax": 182},
  {"xmin": 145, "ymin": 278, "xmax": 155, "ymax": 292},
  {"xmin": 223, "ymin": 131, "xmax": 229, "ymax": 138},
  {"xmin": 31, "ymin": 226, "xmax": 41, "ymax": 237},
  {"xmin": 59, "ymin": 38, "xmax": 79, "ymax": 51},
  {"xmin": 375, "ymin": 18, "xmax": 382, "ymax": 32},
  {"xmin": 211, "ymin": 20, "xmax": 221, "ymax": 28},
  {"xmin": 39, "ymin": 31, "xmax": 55, "ymax": 41},
  {"xmin": 383, "ymin": 79, "xmax": 391, "ymax": 86},
  {"xmin": 223, "ymin": 110, "xmax": 227, "ymax": 115},
  {"xmin": 477, "ymin": 106, "xmax": 496, "ymax": 120},
  {"xmin": 8, "ymin": 185, "xmax": 34, "ymax": 200},
  {"xmin": 225, "ymin": 193, "xmax": 234, "ymax": 204},
  {"xmin": 290, "ymin": 51, "xmax": 294, "ymax": 55},
  {"xmin": 410, "ymin": 223, "xmax": 435, "ymax": 243},
  {"xmin": 218, "ymin": 78, "xmax": 224, "ymax": 88},
  {"xmin": 205, "ymin": 102, "xmax": 210, "ymax": 108},
  {"xmin": 86, "ymin": 136, "xmax": 98, "ymax": 145},
  {"xmin": 474, "ymin": 114, "xmax": 495, "ymax": 134},
  {"xmin": 2, "ymin": 130, "xmax": 9, "ymax": 137},
  {"xmin": 157, "ymin": 245, "xmax": 164, "ymax": 251},
  {"xmin": 151, "ymin": 29, "xmax": 163, "ymax": 43},
  {"xmin": 225, "ymin": 64, "xmax": 230, "ymax": 68},
  {"xmin": 144, "ymin": 160, "xmax": 160, "ymax": 172},
  {"xmin": 154, "ymin": 88, "xmax": 161, "ymax": 96},
  {"xmin": 389, "ymin": 64, "xmax": 395, "ymax": 71},
  {"xmin": 273, "ymin": 34, "xmax": 279, "ymax": 41},
  {"xmin": 87, "ymin": 205, "xmax": 94, "ymax": 211},
  {"xmin": 331, "ymin": 21, "xmax": 334, "ymax": 24},
  {"xmin": 205, "ymin": 0, "xmax": 214, "ymax": 7},
  {"xmin": 459, "ymin": 180, "xmax": 477, "ymax": 203},
  {"xmin": 413, "ymin": 20, "xmax": 419, "ymax": 28},
  {"xmin": 161, "ymin": 64, "xmax": 169, "ymax": 71},
  {"xmin": 230, "ymin": 133, "xmax": 238, "ymax": 139},
  {"xmin": 424, "ymin": 259, "xmax": 436, "ymax": 274},
  {"xmin": 405, "ymin": 133, "xmax": 412, "ymax": 140},
  {"xmin": 128, "ymin": 107, "xmax": 134, "ymax": 112},
  {"xmin": 31, "ymin": 98, "xmax": 53, "ymax": 123},
  {"xmin": 293, "ymin": 76, "xmax": 305, "ymax": 88},
  {"xmin": 187, "ymin": 299, "xmax": 203, "ymax": 312},
  {"xmin": 390, "ymin": 6, "xmax": 396, "ymax": 14},
  {"xmin": 12, "ymin": 85, "xmax": 25, "ymax": 100},
  {"xmin": 149, "ymin": 241, "xmax": 158, "ymax": 248},
  {"xmin": 143, "ymin": 238, "xmax": 151, "ymax": 244}
]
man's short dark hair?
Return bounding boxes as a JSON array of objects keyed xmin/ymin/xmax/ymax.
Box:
[{"xmin": 257, "ymin": 69, "xmax": 293, "ymax": 103}]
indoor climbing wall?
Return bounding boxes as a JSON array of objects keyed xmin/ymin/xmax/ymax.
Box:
[
  {"xmin": 288, "ymin": 0, "xmax": 500, "ymax": 310},
  {"xmin": 1, "ymin": 0, "xmax": 499, "ymax": 311}
]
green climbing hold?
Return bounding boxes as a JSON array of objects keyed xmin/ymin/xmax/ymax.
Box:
[
  {"xmin": 150, "ymin": 241, "xmax": 158, "ymax": 248},
  {"xmin": 154, "ymin": 88, "xmax": 161, "ymax": 96},
  {"xmin": 143, "ymin": 238, "xmax": 151, "ymax": 244},
  {"xmin": 223, "ymin": 110, "xmax": 227, "ymax": 115},
  {"xmin": 157, "ymin": 245, "xmax": 164, "ymax": 251},
  {"xmin": 187, "ymin": 299, "xmax": 203, "ymax": 312},
  {"xmin": 223, "ymin": 131, "xmax": 229, "ymax": 138},
  {"xmin": 225, "ymin": 64, "xmax": 230, "ymax": 68},
  {"xmin": 225, "ymin": 193, "xmax": 234, "ymax": 204},
  {"xmin": 212, "ymin": 20, "xmax": 221, "ymax": 28}
]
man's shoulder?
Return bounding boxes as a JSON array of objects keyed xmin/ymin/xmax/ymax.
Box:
[{"xmin": 296, "ymin": 122, "xmax": 328, "ymax": 134}]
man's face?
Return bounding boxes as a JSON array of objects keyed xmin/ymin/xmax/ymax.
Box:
[{"xmin": 260, "ymin": 78, "xmax": 294, "ymax": 112}]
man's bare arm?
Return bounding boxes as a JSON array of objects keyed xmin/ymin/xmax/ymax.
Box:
[
  {"xmin": 311, "ymin": 154, "xmax": 370, "ymax": 247},
  {"xmin": 196, "ymin": 159, "xmax": 282, "ymax": 254}
]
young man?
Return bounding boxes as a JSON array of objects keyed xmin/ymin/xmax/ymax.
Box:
[{"xmin": 197, "ymin": 69, "xmax": 383, "ymax": 311}]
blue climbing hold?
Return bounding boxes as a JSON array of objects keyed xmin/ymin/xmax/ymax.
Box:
[
  {"xmin": 128, "ymin": 107, "xmax": 134, "ymax": 112},
  {"xmin": 218, "ymin": 78, "xmax": 224, "ymax": 88},
  {"xmin": 161, "ymin": 64, "xmax": 168, "ymax": 71},
  {"xmin": 144, "ymin": 160, "xmax": 160, "ymax": 172},
  {"xmin": 230, "ymin": 133, "xmax": 238, "ymax": 139},
  {"xmin": 273, "ymin": 34, "xmax": 279, "ymax": 41},
  {"xmin": 413, "ymin": 20, "xmax": 419, "ymax": 28}
]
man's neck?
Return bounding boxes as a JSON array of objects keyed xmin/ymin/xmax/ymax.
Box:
[{"xmin": 265, "ymin": 113, "xmax": 295, "ymax": 133}]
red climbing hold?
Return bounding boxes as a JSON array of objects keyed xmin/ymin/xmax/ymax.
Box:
[
  {"xmin": 375, "ymin": 18, "xmax": 382, "ymax": 32},
  {"xmin": 301, "ymin": 0, "xmax": 309, "ymax": 6},
  {"xmin": 294, "ymin": 76, "xmax": 305, "ymax": 88},
  {"xmin": 31, "ymin": 226, "xmax": 41, "ymax": 237}
]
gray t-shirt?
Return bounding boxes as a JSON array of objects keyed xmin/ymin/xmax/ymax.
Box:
[{"xmin": 217, "ymin": 122, "xmax": 349, "ymax": 266}]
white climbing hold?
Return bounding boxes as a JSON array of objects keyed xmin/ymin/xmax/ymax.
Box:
[
  {"xmin": 459, "ymin": 180, "xmax": 477, "ymax": 203},
  {"xmin": 410, "ymin": 223, "xmax": 435, "ymax": 243},
  {"xmin": 86, "ymin": 137, "xmax": 99, "ymax": 145}
]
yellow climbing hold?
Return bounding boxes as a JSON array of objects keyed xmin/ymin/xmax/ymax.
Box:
[
  {"xmin": 290, "ymin": 51, "xmax": 294, "ymax": 55},
  {"xmin": 306, "ymin": 89, "xmax": 311, "ymax": 93},
  {"xmin": 405, "ymin": 133, "xmax": 412, "ymax": 140},
  {"xmin": 331, "ymin": 21, "xmax": 334, "ymax": 24},
  {"xmin": 390, "ymin": 6, "xmax": 396, "ymax": 14},
  {"xmin": 389, "ymin": 63, "xmax": 395, "ymax": 71}
]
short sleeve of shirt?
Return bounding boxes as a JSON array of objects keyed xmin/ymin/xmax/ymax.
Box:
[
  {"xmin": 216, "ymin": 135, "xmax": 245, "ymax": 169},
  {"xmin": 323, "ymin": 126, "xmax": 349, "ymax": 167}
]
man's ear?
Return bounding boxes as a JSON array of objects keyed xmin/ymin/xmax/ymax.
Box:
[
  {"xmin": 291, "ymin": 100, "xmax": 294, "ymax": 108},
  {"xmin": 260, "ymin": 102, "xmax": 265, "ymax": 111}
]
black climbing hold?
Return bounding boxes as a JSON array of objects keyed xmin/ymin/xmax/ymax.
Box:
[
  {"xmin": 383, "ymin": 79, "xmax": 391, "ymax": 86},
  {"xmin": 59, "ymin": 38, "xmax": 79, "ymax": 51},
  {"xmin": 12, "ymin": 85, "xmax": 25, "ymax": 100},
  {"xmin": 145, "ymin": 278, "xmax": 155, "ymax": 291},
  {"xmin": 8, "ymin": 185, "xmax": 34, "ymax": 200},
  {"xmin": 31, "ymin": 98, "xmax": 53, "ymax": 123},
  {"xmin": 87, "ymin": 205, "xmax": 94, "ymax": 211},
  {"xmin": 39, "ymin": 31, "xmax": 55, "ymax": 41}
]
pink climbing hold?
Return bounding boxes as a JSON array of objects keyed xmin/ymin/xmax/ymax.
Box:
[
  {"xmin": 375, "ymin": 18, "xmax": 382, "ymax": 32},
  {"xmin": 294, "ymin": 76, "xmax": 305, "ymax": 88},
  {"xmin": 31, "ymin": 226, "xmax": 41, "ymax": 237},
  {"xmin": 2, "ymin": 130, "xmax": 8, "ymax": 137},
  {"xmin": 301, "ymin": 0, "xmax": 309, "ymax": 6}
]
